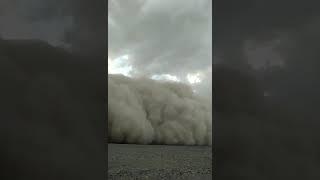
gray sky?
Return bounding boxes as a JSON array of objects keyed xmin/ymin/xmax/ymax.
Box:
[{"xmin": 108, "ymin": 0, "xmax": 212, "ymax": 97}]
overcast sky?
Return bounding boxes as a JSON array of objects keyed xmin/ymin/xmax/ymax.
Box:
[{"xmin": 108, "ymin": 0, "xmax": 212, "ymax": 98}]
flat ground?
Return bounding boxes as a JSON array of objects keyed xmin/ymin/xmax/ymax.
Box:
[{"xmin": 107, "ymin": 143, "xmax": 212, "ymax": 180}]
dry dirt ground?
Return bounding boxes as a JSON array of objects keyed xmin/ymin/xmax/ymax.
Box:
[{"xmin": 107, "ymin": 143, "xmax": 212, "ymax": 180}]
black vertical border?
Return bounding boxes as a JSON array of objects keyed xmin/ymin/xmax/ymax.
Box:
[
  {"xmin": 105, "ymin": 0, "xmax": 108, "ymax": 179},
  {"xmin": 212, "ymin": 0, "xmax": 216, "ymax": 179}
]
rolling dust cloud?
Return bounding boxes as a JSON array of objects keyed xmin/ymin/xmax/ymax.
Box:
[{"xmin": 108, "ymin": 74, "xmax": 212, "ymax": 146}]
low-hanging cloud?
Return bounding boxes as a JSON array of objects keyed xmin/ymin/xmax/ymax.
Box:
[{"xmin": 108, "ymin": 74, "xmax": 212, "ymax": 146}]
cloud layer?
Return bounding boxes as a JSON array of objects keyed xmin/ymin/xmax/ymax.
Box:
[{"xmin": 108, "ymin": 0, "xmax": 212, "ymax": 97}]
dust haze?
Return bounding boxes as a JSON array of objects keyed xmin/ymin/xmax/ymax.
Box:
[{"xmin": 108, "ymin": 74, "xmax": 212, "ymax": 145}]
